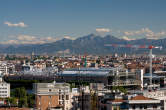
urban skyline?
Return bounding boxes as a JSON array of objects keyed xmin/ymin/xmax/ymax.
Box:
[{"xmin": 1, "ymin": 1, "xmax": 166, "ymax": 110}]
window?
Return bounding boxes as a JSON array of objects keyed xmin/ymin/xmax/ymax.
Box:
[
  {"xmin": 140, "ymin": 106, "xmax": 143, "ymax": 109},
  {"xmin": 59, "ymin": 95, "xmax": 62, "ymax": 100},
  {"xmin": 132, "ymin": 105, "xmax": 135, "ymax": 109},
  {"xmin": 153, "ymin": 105, "xmax": 157, "ymax": 108},
  {"xmin": 66, "ymin": 95, "xmax": 69, "ymax": 100},
  {"xmin": 59, "ymin": 101, "xmax": 62, "ymax": 105},
  {"xmin": 62, "ymin": 95, "xmax": 64, "ymax": 100}
]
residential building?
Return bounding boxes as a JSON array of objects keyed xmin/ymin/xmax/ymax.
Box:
[
  {"xmin": 33, "ymin": 81, "xmax": 72, "ymax": 110},
  {"xmin": 99, "ymin": 93, "xmax": 161, "ymax": 110},
  {"xmin": 124, "ymin": 95, "xmax": 161, "ymax": 110},
  {"xmin": 0, "ymin": 75, "xmax": 10, "ymax": 98},
  {"xmin": 143, "ymin": 90, "xmax": 166, "ymax": 110},
  {"xmin": 0, "ymin": 61, "xmax": 9, "ymax": 75}
]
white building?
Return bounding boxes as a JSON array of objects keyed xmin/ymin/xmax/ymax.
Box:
[
  {"xmin": 99, "ymin": 94, "xmax": 161, "ymax": 110},
  {"xmin": 0, "ymin": 76, "xmax": 10, "ymax": 98},
  {"xmin": 143, "ymin": 90, "xmax": 166, "ymax": 110},
  {"xmin": 0, "ymin": 61, "xmax": 9, "ymax": 75},
  {"xmin": 126, "ymin": 95, "xmax": 161, "ymax": 110}
]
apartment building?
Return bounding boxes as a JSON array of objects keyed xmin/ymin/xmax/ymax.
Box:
[
  {"xmin": 0, "ymin": 76, "xmax": 10, "ymax": 98},
  {"xmin": 99, "ymin": 93, "xmax": 161, "ymax": 110},
  {"xmin": 0, "ymin": 61, "xmax": 9, "ymax": 75},
  {"xmin": 125, "ymin": 95, "xmax": 161, "ymax": 110},
  {"xmin": 143, "ymin": 90, "xmax": 166, "ymax": 110},
  {"xmin": 33, "ymin": 81, "xmax": 72, "ymax": 110}
]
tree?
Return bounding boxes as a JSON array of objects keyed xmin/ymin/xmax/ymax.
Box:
[
  {"xmin": 13, "ymin": 87, "xmax": 27, "ymax": 98},
  {"xmin": 112, "ymin": 86, "xmax": 127, "ymax": 94},
  {"xmin": 12, "ymin": 87, "xmax": 28, "ymax": 107},
  {"xmin": 27, "ymin": 94, "xmax": 35, "ymax": 108},
  {"xmin": 19, "ymin": 87, "xmax": 27, "ymax": 98},
  {"xmin": 18, "ymin": 97, "xmax": 28, "ymax": 107},
  {"xmin": 9, "ymin": 97, "xmax": 18, "ymax": 106},
  {"xmin": 5, "ymin": 97, "xmax": 18, "ymax": 107}
]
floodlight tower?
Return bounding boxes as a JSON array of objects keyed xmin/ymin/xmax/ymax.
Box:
[
  {"xmin": 148, "ymin": 45, "xmax": 162, "ymax": 86},
  {"xmin": 149, "ymin": 45, "xmax": 153, "ymax": 86}
]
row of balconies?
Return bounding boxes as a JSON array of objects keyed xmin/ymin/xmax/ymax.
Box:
[{"xmin": 111, "ymin": 80, "xmax": 141, "ymax": 86}]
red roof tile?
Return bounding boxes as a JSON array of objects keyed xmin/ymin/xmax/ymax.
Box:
[
  {"xmin": 112, "ymin": 99, "xmax": 124, "ymax": 102},
  {"xmin": 131, "ymin": 95, "xmax": 152, "ymax": 100}
]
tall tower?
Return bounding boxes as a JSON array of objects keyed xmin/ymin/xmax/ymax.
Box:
[
  {"xmin": 149, "ymin": 45, "xmax": 153, "ymax": 86},
  {"xmin": 31, "ymin": 51, "xmax": 35, "ymax": 61}
]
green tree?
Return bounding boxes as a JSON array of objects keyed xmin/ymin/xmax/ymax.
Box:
[
  {"xmin": 13, "ymin": 87, "xmax": 27, "ymax": 98},
  {"xmin": 12, "ymin": 87, "xmax": 28, "ymax": 107},
  {"xmin": 112, "ymin": 86, "xmax": 127, "ymax": 94},
  {"xmin": 19, "ymin": 87, "xmax": 27, "ymax": 98},
  {"xmin": 9, "ymin": 97, "xmax": 18, "ymax": 106},
  {"xmin": 18, "ymin": 97, "xmax": 28, "ymax": 107},
  {"xmin": 27, "ymin": 94, "xmax": 35, "ymax": 108}
]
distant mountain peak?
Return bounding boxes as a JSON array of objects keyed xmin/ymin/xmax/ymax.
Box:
[
  {"xmin": 88, "ymin": 33, "xmax": 96, "ymax": 36},
  {"xmin": 85, "ymin": 33, "xmax": 98, "ymax": 38},
  {"xmin": 0, "ymin": 34, "xmax": 166, "ymax": 54}
]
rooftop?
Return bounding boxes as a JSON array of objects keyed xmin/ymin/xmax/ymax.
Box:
[
  {"xmin": 58, "ymin": 67, "xmax": 113, "ymax": 76},
  {"xmin": 131, "ymin": 95, "xmax": 153, "ymax": 100},
  {"xmin": 111, "ymin": 99, "xmax": 124, "ymax": 102}
]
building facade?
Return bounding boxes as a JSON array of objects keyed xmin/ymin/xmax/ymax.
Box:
[
  {"xmin": 33, "ymin": 82, "xmax": 72, "ymax": 110},
  {"xmin": 0, "ymin": 77, "xmax": 10, "ymax": 98},
  {"xmin": 0, "ymin": 61, "xmax": 9, "ymax": 75}
]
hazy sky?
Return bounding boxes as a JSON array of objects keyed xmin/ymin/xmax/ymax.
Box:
[{"xmin": 0, "ymin": 0, "xmax": 166, "ymax": 44}]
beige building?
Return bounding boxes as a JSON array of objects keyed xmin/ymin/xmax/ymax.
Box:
[{"xmin": 99, "ymin": 94, "xmax": 161, "ymax": 110}]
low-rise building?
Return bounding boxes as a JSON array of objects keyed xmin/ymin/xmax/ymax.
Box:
[
  {"xmin": 99, "ymin": 92, "xmax": 161, "ymax": 110},
  {"xmin": 124, "ymin": 95, "xmax": 161, "ymax": 110},
  {"xmin": 143, "ymin": 90, "xmax": 166, "ymax": 110}
]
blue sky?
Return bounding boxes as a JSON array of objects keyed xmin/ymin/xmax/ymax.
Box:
[{"xmin": 0, "ymin": 0, "xmax": 166, "ymax": 44}]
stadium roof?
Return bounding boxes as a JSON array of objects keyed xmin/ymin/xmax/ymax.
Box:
[{"xmin": 57, "ymin": 68, "xmax": 113, "ymax": 77}]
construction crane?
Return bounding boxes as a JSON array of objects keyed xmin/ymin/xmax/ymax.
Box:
[{"xmin": 105, "ymin": 44, "xmax": 162, "ymax": 89}]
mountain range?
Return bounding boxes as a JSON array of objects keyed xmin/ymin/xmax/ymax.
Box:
[{"xmin": 1, "ymin": 34, "xmax": 166, "ymax": 55}]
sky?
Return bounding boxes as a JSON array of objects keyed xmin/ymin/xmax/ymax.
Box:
[{"xmin": 0, "ymin": 0, "xmax": 166, "ymax": 44}]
